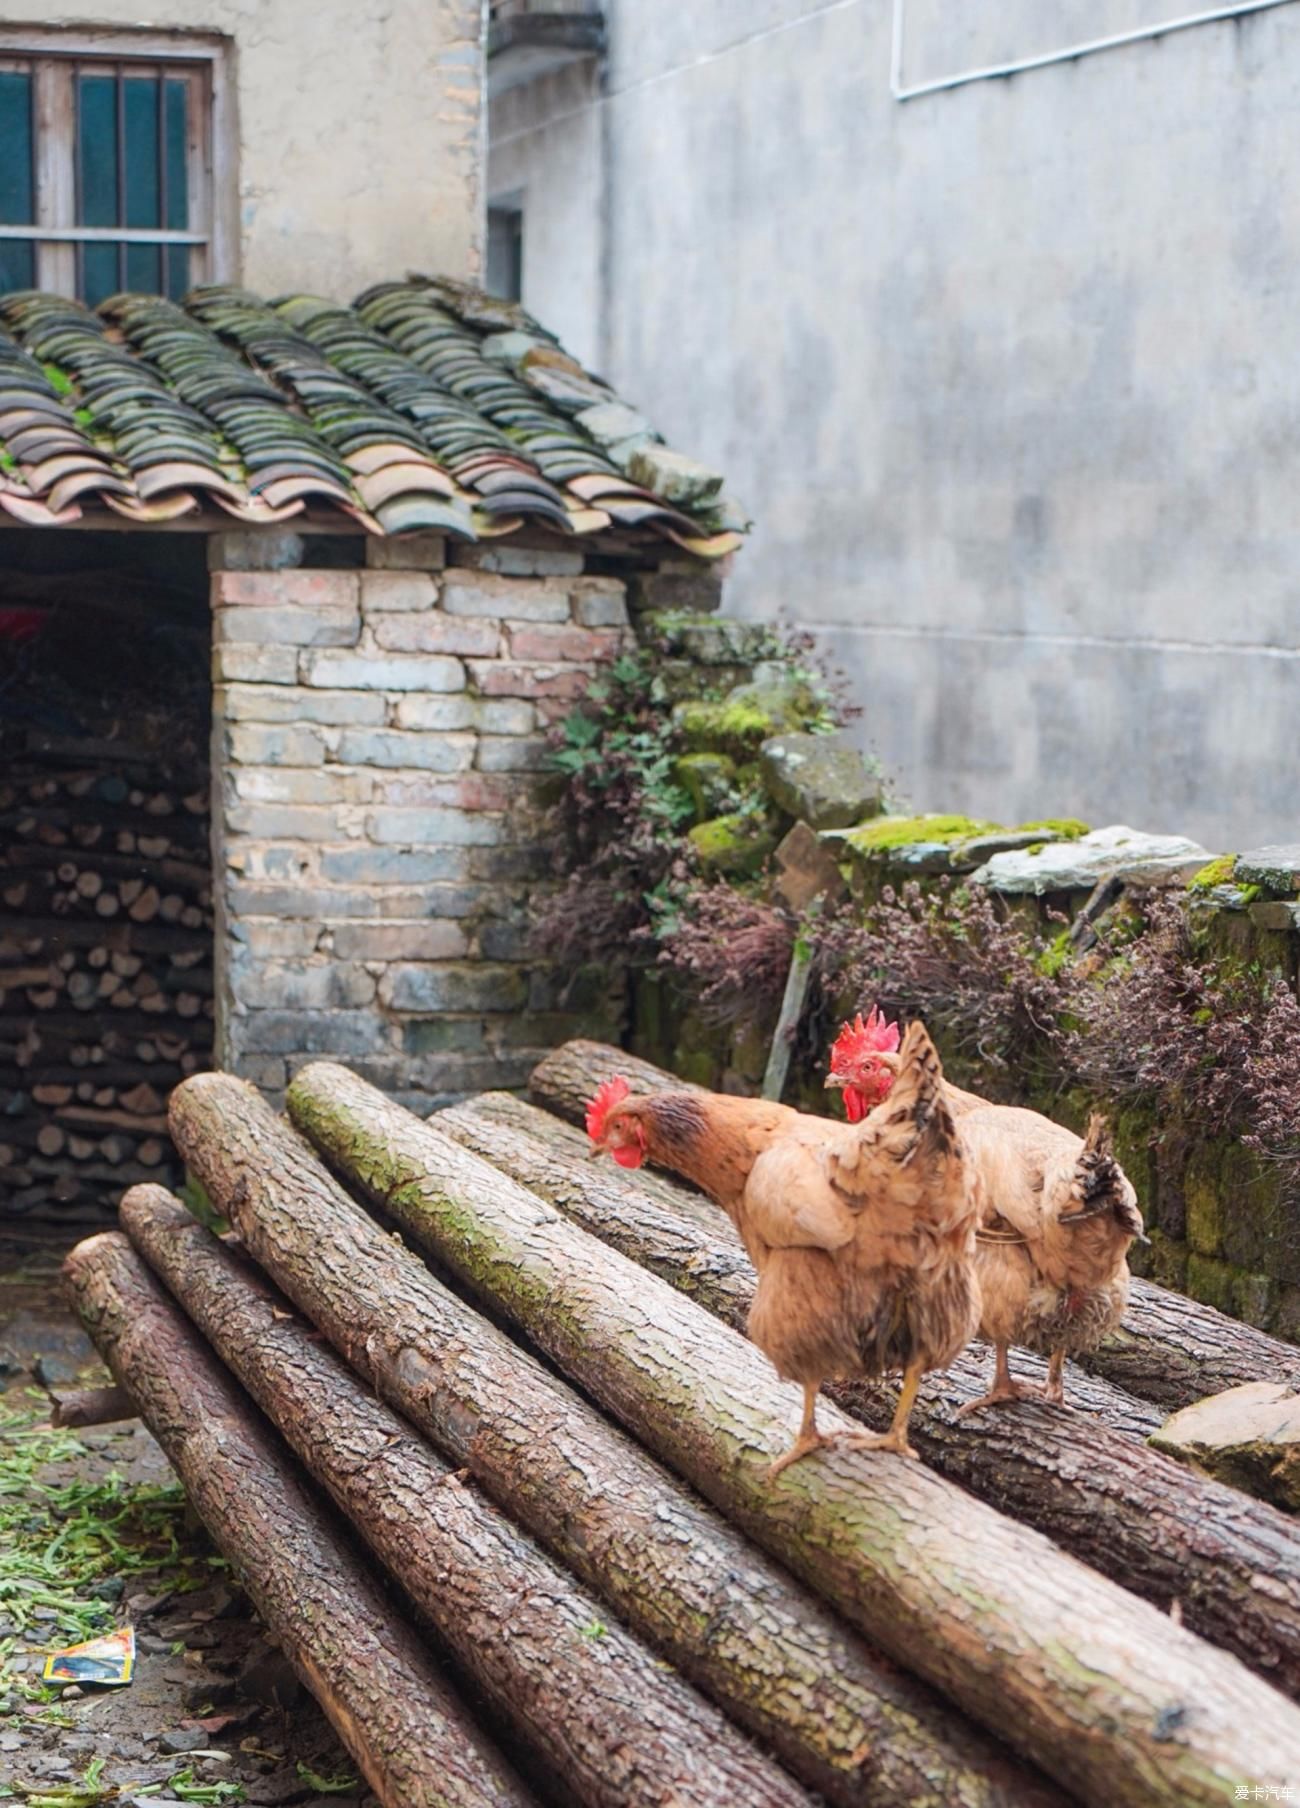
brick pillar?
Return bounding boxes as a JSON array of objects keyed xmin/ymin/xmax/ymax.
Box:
[{"xmin": 209, "ymin": 534, "xmax": 630, "ymax": 1108}]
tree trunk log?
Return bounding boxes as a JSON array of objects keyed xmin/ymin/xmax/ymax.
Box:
[
  {"xmin": 438, "ymin": 1091, "xmax": 1300, "ymax": 1700},
  {"xmin": 287, "ymin": 1058, "xmax": 1300, "ymax": 1808},
  {"xmin": 528, "ymin": 1040, "xmax": 1300, "ymax": 1406},
  {"xmin": 168, "ymin": 1071, "xmax": 1058, "ymax": 1808},
  {"xmin": 61, "ymin": 1231, "xmax": 535, "ymax": 1808},
  {"xmin": 48, "ymin": 1382, "xmax": 137, "ymax": 1428},
  {"xmin": 119, "ymin": 1184, "xmax": 815, "ymax": 1808}
]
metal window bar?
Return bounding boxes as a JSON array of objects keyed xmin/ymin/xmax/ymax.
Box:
[{"xmin": 115, "ymin": 62, "xmax": 125, "ymax": 291}]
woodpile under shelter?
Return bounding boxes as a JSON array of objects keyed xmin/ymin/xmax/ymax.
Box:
[{"xmin": 0, "ymin": 275, "xmax": 742, "ymax": 1225}]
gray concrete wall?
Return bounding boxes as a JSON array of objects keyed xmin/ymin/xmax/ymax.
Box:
[
  {"xmin": 489, "ymin": 0, "xmax": 1300, "ymax": 852},
  {"xmin": 6, "ymin": 0, "xmax": 485, "ymax": 295}
]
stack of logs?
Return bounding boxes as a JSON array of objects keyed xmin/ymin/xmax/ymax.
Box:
[
  {"xmin": 64, "ymin": 1040, "xmax": 1300, "ymax": 1808},
  {"xmin": 1, "ymin": 732, "xmax": 213, "ymax": 1220}
]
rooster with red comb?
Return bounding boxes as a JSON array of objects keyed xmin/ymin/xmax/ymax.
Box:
[
  {"xmin": 827, "ymin": 1005, "xmax": 1144, "ymax": 1412},
  {"xmin": 586, "ymin": 1021, "xmax": 981, "ymax": 1474}
]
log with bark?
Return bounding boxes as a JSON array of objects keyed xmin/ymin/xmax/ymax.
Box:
[
  {"xmin": 48, "ymin": 1382, "xmax": 137, "ymax": 1429},
  {"xmin": 168, "ymin": 1070, "xmax": 1059, "ymax": 1808},
  {"xmin": 285, "ymin": 1058, "xmax": 1300, "ymax": 1808},
  {"xmin": 435, "ymin": 1089, "xmax": 1300, "ymax": 1697},
  {"xmin": 119, "ymin": 1183, "xmax": 816, "ymax": 1808},
  {"xmin": 61, "ymin": 1231, "xmax": 535, "ymax": 1808},
  {"xmin": 529, "ymin": 1040, "xmax": 1300, "ymax": 1406}
]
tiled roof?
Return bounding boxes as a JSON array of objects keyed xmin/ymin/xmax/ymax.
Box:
[{"xmin": 0, "ymin": 276, "xmax": 745, "ymax": 556}]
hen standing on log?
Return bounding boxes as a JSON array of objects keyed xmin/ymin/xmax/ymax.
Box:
[
  {"xmin": 827, "ymin": 1012, "xmax": 1145, "ymax": 1413},
  {"xmin": 586, "ymin": 1021, "xmax": 981, "ymax": 1473}
]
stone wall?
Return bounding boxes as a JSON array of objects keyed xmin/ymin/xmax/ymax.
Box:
[{"xmin": 210, "ymin": 534, "xmax": 639, "ymax": 1110}]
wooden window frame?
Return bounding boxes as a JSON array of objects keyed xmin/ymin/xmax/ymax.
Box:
[{"xmin": 0, "ymin": 26, "xmax": 237, "ymax": 297}]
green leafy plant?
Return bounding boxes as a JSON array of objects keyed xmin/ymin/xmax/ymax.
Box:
[{"xmin": 294, "ymin": 1767, "xmax": 358, "ymax": 1796}]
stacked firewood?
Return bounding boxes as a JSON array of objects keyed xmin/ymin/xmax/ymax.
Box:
[
  {"xmin": 1, "ymin": 734, "xmax": 212, "ymax": 1219},
  {"xmin": 62, "ymin": 1044, "xmax": 1300, "ymax": 1808}
]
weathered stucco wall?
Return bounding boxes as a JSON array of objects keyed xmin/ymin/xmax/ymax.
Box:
[
  {"xmin": 7, "ymin": 0, "xmax": 484, "ymax": 296},
  {"xmin": 490, "ymin": 0, "xmax": 1300, "ymax": 853}
]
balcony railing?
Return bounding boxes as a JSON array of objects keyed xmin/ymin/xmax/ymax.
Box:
[{"xmin": 488, "ymin": 2, "xmax": 605, "ymax": 95}]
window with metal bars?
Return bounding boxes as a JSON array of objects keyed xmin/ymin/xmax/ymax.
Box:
[{"xmin": 0, "ymin": 30, "xmax": 234, "ymax": 305}]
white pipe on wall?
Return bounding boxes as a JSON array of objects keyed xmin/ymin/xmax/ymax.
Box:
[{"xmin": 891, "ymin": 0, "xmax": 1300, "ymax": 101}]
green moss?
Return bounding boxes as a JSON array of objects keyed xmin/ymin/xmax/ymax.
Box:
[
  {"xmin": 41, "ymin": 361, "xmax": 73, "ymax": 396},
  {"xmin": 1036, "ymin": 930, "xmax": 1073, "ymax": 978},
  {"xmin": 687, "ymin": 811, "xmax": 777, "ymax": 877},
  {"xmin": 674, "ymin": 697, "xmax": 779, "ymax": 751},
  {"xmin": 673, "ymin": 751, "xmax": 737, "ymax": 823},
  {"xmin": 1184, "ymin": 1146, "xmax": 1225, "ymax": 1256},
  {"xmin": 1186, "ymin": 1251, "xmax": 1237, "ymax": 1315},
  {"xmin": 1189, "ymin": 855, "xmax": 1238, "ymax": 892},
  {"xmin": 1015, "ymin": 818, "xmax": 1091, "ymax": 840},
  {"xmin": 837, "ymin": 813, "xmax": 1001, "ymax": 853}
]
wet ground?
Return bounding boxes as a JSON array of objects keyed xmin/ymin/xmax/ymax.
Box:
[{"xmin": 0, "ymin": 1228, "xmax": 372, "ymax": 1807}]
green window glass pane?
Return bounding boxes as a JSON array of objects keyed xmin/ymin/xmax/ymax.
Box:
[
  {"xmin": 82, "ymin": 243, "xmax": 120, "ymax": 309},
  {"xmin": 165, "ymin": 79, "xmax": 187, "ymax": 229},
  {"xmin": 124, "ymin": 76, "xmax": 159, "ymax": 229},
  {"xmin": 79, "ymin": 75, "xmax": 119, "ymax": 229},
  {"xmin": 0, "ymin": 243, "xmax": 35, "ymax": 294},
  {"xmin": 166, "ymin": 244, "xmax": 189, "ymax": 301},
  {"xmin": 125, "ymin": 243, "xmax": 160, "ymax": 292},
  {"xmin": 0, "ymin": 72, "xmax": 34, "ymax": 227}
]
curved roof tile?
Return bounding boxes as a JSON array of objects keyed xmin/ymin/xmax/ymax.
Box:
[{"xmin": 0, "ymin": 276, "xmax": 745, "ymax": 556}]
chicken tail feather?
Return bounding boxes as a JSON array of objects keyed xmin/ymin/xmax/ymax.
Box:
[{"xmin": 1058, "ymin": 1113, "xmax": 1144, "ymax": 1238}]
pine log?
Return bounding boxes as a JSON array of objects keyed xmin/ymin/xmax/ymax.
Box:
[
  {"xmin": 439, "ymin": 1091, "xmax": 1300, "ymax": 1697},
  {"xmin": 287, "ymin": 1059, "xmax": 1300, "ymax": 1808},
  {"xmin": 48, "ymin": 1382, "xmax": 137, "ymax": 1428},
  {"xmin": 168, "ymin": 1071, "xmax": 1057, "ymax": 1808},
  {"xmin": 529, "ymin": 1041, "xmax": 1300, "ymax": 1405},
  {"xmin": 121, "ymin": 1186, "xmax": 815, "ymax": 1808},
  {"xmin": 61, "ymin": 1232, "xmax": 535, "ymax": 1808}
]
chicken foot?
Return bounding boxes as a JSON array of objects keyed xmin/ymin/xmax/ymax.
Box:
[
  {"xmin": 766, "ymin": 1382, "xmax": 837, "ymax": 1478},
  {"xmin": 835, "ymin": 1362, "xmax": 923, "ymax": 1460},
  {"xmin": 953, "ymin": 1343, "xmax": 1047, "ymax": 1418}
]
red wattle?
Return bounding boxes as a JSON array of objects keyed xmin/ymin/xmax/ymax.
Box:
[
  {"xmin": 612, "ymin": 1145, "xmax": 645, "ymax": 1169},
  {"xmin": 844, "ymin": 1088, "xmax": 866, "ymax": 1123}
]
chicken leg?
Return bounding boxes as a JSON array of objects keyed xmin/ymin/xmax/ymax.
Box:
[
  {"xmin": 836, "ymin": 1360, "xmax": 924, "ymax": 1460},
  {"xmin": 766, "ymin": 1382, "xmax": 835, "ymax": 1479},
  {"xmin": 954, "ymin": 1343, "xmax": 1044, "ymax": 1418},
  {"xmin": 1042, "ymin": 1348, "xmax": 1066, "ymax": 1405}
]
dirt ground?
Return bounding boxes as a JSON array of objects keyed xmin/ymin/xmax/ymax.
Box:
[{"xmin": 0, "ymin": 1228, "xmax": 373, "ymax": 1808}]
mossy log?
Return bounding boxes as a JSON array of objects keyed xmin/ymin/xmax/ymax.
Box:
[
  {"xmin": 286, "ymin": 1060, "xmax": 1300, "ymax": 1808},
  {"xmin": 167, "ymin": 1073, "xmax": 1048, "ymax": 1808},
  {"xmin": 529, "ymin": 1040, "xmax": 1300, "ymax": 1407},
  {"xmin": 438, "ymin": 1091, "xmax": 1300, "ymax": 1700},
  {"xmin": 61, "ymin": 1231, "xmax": 533, "ymax": 1808},
  {"xmin": 118, "ymin": 1184, "xmax": 811, "ymax": 1808}
]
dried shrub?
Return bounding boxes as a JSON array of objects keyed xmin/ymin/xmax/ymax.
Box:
[
  {"xmin": 529, "ymin": 650, "xmax": 695, "ymax": 964},
  {"xmin": 1068, "ymin": 894, "xmax": 1300, "ymax": 1178},
  {"xmin": 656, "ymin": 885, "xmax": 795, "ymax": 1025},
  {"xmin": 812, "ymin": 879, "xmax": 1068, "ymax": 1083}
]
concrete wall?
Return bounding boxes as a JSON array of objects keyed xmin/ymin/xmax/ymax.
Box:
[
  {"xmin": 5, "ymin": 0, "xmax": 485, "ymax": 296},
  {"xmin": 489, "ymin": 0, "xmax": 1300, "ymax": 851}
]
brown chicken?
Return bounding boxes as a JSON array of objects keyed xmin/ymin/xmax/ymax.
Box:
[
  {"xmin": 827, "ymin": 1014, "xmax": 1145, "ymax": 1412},
  {"xmin": 586, "ymin": 1021, "xmax": 981, "ymax": 1473}
]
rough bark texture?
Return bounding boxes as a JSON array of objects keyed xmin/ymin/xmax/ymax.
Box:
[
  {"xmin": 437, "ymin": 1091, "xmax": 1300, "ymax": 1699},
  {"xmin": 119, "ymin": 1184, "xmax": 812, "ymax": 1808},
  {"xmin": 529, "ymin": 1040, "xmax": 1300, "ymax": 1407},
  {"xmin": 61, "ymin": 1231, "xmax": 533, "ymax": 1808},
  {"xmin": 168, "ymin": 1071, "xmax": 1060, "ymax": 1808},
  {"xmin": 289, "ymin": 1059, "xmax": 1300, "ymax": 1808},
  {"xmin": 48, "ymin": 1382, "xmax": 137, "ymax": 1428}
]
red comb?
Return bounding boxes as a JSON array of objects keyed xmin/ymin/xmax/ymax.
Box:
[
  {"xmin": 829, "ymin": 1008, "xmax": 901, "ymax": 1074},
  {"xmin": 586, "ymin": 1074, "xmax": 631, "ymax": 1142}
]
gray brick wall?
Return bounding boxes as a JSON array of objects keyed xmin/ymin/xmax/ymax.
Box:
[{"xmin": 210, "ymin": 537, "xmax": 638, "ymax": 1109}]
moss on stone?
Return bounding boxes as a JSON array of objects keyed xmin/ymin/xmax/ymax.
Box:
[
  {"xmin": 673, "ymin": 751, "xmax": 737, "ymax": 823},
  {"xmin": 1186, "ymin": 1251, "xmax": 1237, "ymax": 1315},
  {"xmin": 674, "ymin": 697, "xmax": 783, "ymax": 752},
  {"xmin": 687, "ymin": 811, "xmax": 777, "ymax": 877},
  {"xmin": 1015, "ymin": 818, "xmax": 1091, "ymax": 840},
  {"xmin": 1184, "ymin": 1146, "xmax": 1225, "ymax": 1257},
  {"xmin": 1189, "ymin": 855, "xmax": 1238, "ymax": 892},
  {"xmin": 837, "ymin": 813, "xmax": 1001, "ymax": 854}
]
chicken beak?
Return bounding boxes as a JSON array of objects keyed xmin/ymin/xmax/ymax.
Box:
[
  {"xmin": 1133, "ymin": 1229, "xmax": 1151, "ymax": 1245},
  {"xmin": 824, "ymin": 1074, "xmax": 847, "ymax": 1091}
]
